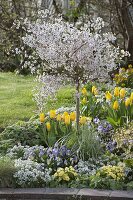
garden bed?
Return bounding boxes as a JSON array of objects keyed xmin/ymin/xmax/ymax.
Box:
[{"xmin": 0, "ymin": 188, "xmax": 133, "ymax": 200}]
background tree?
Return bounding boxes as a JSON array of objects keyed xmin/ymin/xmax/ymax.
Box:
[
  {"xmin": 0, "ymin": 0, "xmax": 40, "ymax": 73},
  {"xmin": 50, "ymin": 0, "xmax": 133, "ymax": 61},
  {"xmin": 1, "ymin": 0, "xmax": 132, "ymax": 73}
]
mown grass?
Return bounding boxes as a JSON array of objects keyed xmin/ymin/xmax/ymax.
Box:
[
  {"xmin": 0, "ymin": 72, "xmax": 75, "ymax": 130},
  {"xmin": 0, "ymin": 73, "xmax": 36, "ymax": 130}
]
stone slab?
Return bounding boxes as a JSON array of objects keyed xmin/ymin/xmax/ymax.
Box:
[
  {"xmin": 77, "ymin": 189, "xmax": 111, "ymax": 200},
  {"xmin": 0, "ymin": 188, "xmax": 79, "ymax": 199},
  {"xmin": 110, "ymin": 190, "xmax": 133, "ymax": 200},
  {"xmin": 0, "ymin": 188, "xmax": 133, "ymax": 200}
]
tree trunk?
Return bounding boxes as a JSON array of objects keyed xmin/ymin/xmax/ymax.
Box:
[
  {"xmin": 121, "ymin": 0, "xmax": 133, "ymax": 61},
  {"xmin": 76, "ymin": 80, "xmax": 80, "ymax": 134}
]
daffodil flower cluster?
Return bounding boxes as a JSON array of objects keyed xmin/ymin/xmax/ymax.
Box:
[
  {"xmin": 39, "ymin": 109, "xmax": 78, "ymax": 146},
  {"xmin": 81, "ymin": 85, "xmax": 105, "ymax": 118},
  {"xmin": 81, "ymin": 86, "xmax": 99, "ymax": 105},
  {"xmin": 92, "ymin": 85, "xmax": 132, "ymax": 127},
  {"xmin": 39, "ymin": 109, "xmax": 76, "ymax": 127},
  {"xmin": 113, "ymin": 64, "xmax": 133, "ymax": 87},
  {"xmin": 40, "ymin": 108, "xmax": 93, "ymax": 131},
  {"xmin": 54, "ymin": 166, "xmax": 78, "ymax": 182},
  {"xmin": 105, "ymin": 87, "xmax": 133, "ymax": 108},
  {"xmin": 80, "ymin": 83, "xmax": 132, "ymax": 127}
]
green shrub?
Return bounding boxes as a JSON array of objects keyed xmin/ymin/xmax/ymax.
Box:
[
  {"xmin": 126, "ymin": 181, "xmax": 133, "ymax": 190},
  {"xmin": 0, "ymin": 156, "xmax": 16, "ymax": 187},
  {"xmin": 0, "ymin": 118, "xmax": 43, "ymax": 154}
]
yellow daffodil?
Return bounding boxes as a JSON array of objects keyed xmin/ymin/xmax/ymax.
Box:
[
  {"xmin": 64, "ymin": 114, "xmax": 70, "ymax": 125},
  {"xmin": 94, "ymin": 89, "xmax": 98, "ymax": 95},
  {"xmin": 82, "ymin": 87, "xmax": 87, "ymax": 96},
  {"xmin": 62, "ymin": 111, "xmax": 69, "ymax": 120},
  {"xmin": 49, "ymin": 110, "xmax": 56, "ymax": 119},
  {"xmin": 92, "ymin": 86, "xmax": 98, "ymax": 95},
  {"xmin": 80, "ymin": 116, "xmax": 87, "ymax": 125},
  {"xmin": 130, "ymin": 92, "xmax": 133, "ymax": 101},
  {"xmin": 125, "ymin": 98, "xmax": 131, "ymax": 107},
  {"xmin": 113, "ymin": 101, "xmax": 119, "ymax": 110},
  {"xmin": 129, "ymin": 97, "xmax": 132, "ymax": 105},
  {"xmin": 120, "ymin": 88, "xmax": 126, "ymax": 98},
  {"xmin": 114, "ymin": 87, "xmax": 119, "ymax": 97},
  {"xmin": 82, "ymin": 97, "xmax": 87, "ymax": 104},
  {"xmin": 56, "ymin": 114, "xmax": 62, "ymax": 121},
  {"xmin": 70, "ymin": 112, "xmax": 76, "ymax": 121},
  {"xmin": 92, "ymin": 86, "xmax": 96, "ymax": 93},
  {"xmin": 105, "ymin": 91, "xmax": 112, "ymax": 101},
  {"xmin": 46, "ymin": 122, "xmax": 51, "ymax": 131},
  {"xmin": 39, "ymin": 113, "xmax": 45, "ymax": 123}
]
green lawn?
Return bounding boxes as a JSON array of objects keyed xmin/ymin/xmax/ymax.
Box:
[
  {"xmin": 0, "ymin": 72, "xmax": 75, "ymax": 130},
  {"xmin": 0, "ymin": 73, "xmax": 36, "ymax": 130}
]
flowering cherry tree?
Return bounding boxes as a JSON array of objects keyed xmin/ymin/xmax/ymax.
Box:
[{"xmin": 23, "ymin": 14, "xmax": 128, "ymax": 132}]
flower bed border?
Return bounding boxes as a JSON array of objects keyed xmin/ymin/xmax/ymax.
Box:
[{"xmin": 0, "ymin": 188, "xmax": 133, "ymax": 200}]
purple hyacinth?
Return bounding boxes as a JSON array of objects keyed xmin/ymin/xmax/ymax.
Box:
[
  {"xmin": 93, "ymin": 117, "xmax": 100, "ymax": 124},
  {"xmin": 39, "ymin": 149, "xmax": 45, "ymax": 157},
  {"xmin": 52, "ymin": 148, "xmax": 59, "ymax": 157},
  {"xmin": 106, "ymin": 141, "xmax": 117, "ymax": 152},
  {"xmin": 98, "ymin": 125, "xmax": 104, "ymax": 132}
]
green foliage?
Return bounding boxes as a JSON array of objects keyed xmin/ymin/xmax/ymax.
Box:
[
  {"xmin": 0, "ymin": 156, "xmax": 16, "ymax": 187},
  {"xmin": 89, "ymin": 165, "xmax": 125, "ymax": 190},
  {"xmin": 0, "ymin": 119, "xmax": 42, "ymax": 153},
  {"xmin": 53, "ymin": 166, "xmax": 78, "ymax": 183},
  {"xmin": 126, "ymin": 181, "xmax": 133, "ymax": 190},
  {"xmin": 81, "ymin": 82, "xmax": 105, "ymax": 118},
  {"xmin": 78, "ymin": 125, "xmax": 103, "ymax": 160},
  {"xmin": 124, "ymin": 158, "xmax": 133, "ymax": 185},
  {"xmin": 39, "ymin": 119, "xmax": 75, "ymax": 147}
]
